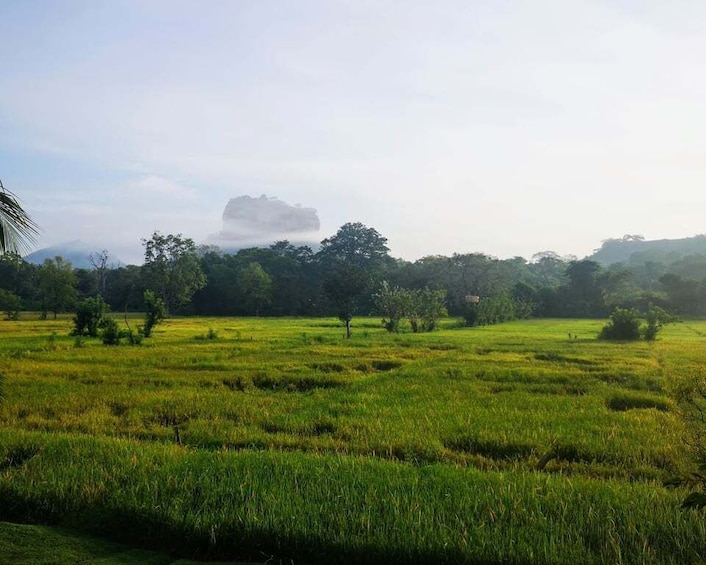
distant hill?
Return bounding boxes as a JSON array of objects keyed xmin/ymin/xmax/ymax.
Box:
[
  {"xmin": 25, "ymin": 241, "xmax": 124, "ymax": 269},
  {"xmin": 589, "ymin": 234, "xmax": 706, "ymax": 265}
]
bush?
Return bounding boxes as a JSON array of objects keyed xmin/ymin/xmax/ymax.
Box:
[
  {"xmin": 599, "ymin": 308, "xmax": 641, "ymax": 341},
  {"xmin": 72, "ymin": 296, "xmax": 109, "ymax": 337},
  {"xmin": 99, "ymin": 318, "xmax": 121, "ymax": 346},
  {"xmin": 643, "ymin": 303, "xmax": 672, "ymax": 342}
]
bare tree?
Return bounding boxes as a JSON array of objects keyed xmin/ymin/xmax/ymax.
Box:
[{"xmin": 89, "ymin": 249, "xmax": 110, "ymax": 296}]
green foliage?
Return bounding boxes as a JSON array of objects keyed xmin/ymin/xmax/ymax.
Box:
[
  {"xmin": 194, "ymin": 327, "xmax": 219, "ymax": 340},
  {"xmin": 0, "ymin": 288, "xmax": 20, "ymax": 320},
  {"xmin": 72, "ymin": 295, "xmax": 109, "ymax": 337},
  {"xmin": 462, "ymin": 294, "xmax": 517, "ymax": 327},
  {"xmin": 643, "ymin": 303, "xmax": 672, "ymax": 342},
  {"xmin": 409, "ymin": 287, "xmax": 447, "ymax": 332},
  {"xmin": 238, "ymin": 262, "xmax": 272, "ymax": 316},
  {"xmin": 141, "ymin": 232, "xmax": 206, "ymax": 313},
  {"xmin": 318, "ymin": 222, "xmax": 390, "ymax": 269},
  {"xmin": 599, "ymin": 308, "xmax": 642, "ymax": 341},
  {"xmin": 99, "ymin": 317, "xmax": 121, "ymax": 346},
  {"xmin": 142, "ymin": 290, "xmax": 166, "ymax": 338},
  {"xmin": 322, "ymin": 264, "xmax": 370, "ymax": 338},
  {"xmin": 37, "ymin": 256, "xmax": 78, "ymax": 320},
  {"xmin": 373, "ymin": 281, "xmax": 411, "ymax": 333},
  {"xmin": 599, "ymin": 305, "xmax": 673, "ymax": 342}
]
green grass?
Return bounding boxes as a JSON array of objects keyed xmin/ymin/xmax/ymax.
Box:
[
  {"xmin": 1, "ymin": 316, "xmax": 705, "ymax": 563},
  {"xmin": 0, "ymin": 521, "xmax": 254, "ymax": 564}
]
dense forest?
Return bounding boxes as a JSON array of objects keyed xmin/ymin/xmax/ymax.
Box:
[{"xmin": 3, "ymin": 223, "xmax": 706, "ymax": 327}]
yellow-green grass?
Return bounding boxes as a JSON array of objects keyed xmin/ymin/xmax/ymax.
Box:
[{"xmin": 1, "ymin": 316, "xmax": 705, "ymax": 563}]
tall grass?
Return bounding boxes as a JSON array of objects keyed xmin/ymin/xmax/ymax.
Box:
[{"xmin": 0, "ymin": 317, "xmax": 705, "ymax": 561}]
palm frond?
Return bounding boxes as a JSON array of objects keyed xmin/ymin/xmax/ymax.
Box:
[{"xmin": 0, "ymin": 180, "xmax": 39, "ymax": 255}]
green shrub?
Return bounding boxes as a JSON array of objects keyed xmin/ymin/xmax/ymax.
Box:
[
  {"xmin": 72, "ymin": 295, "xmax": 109, "ymax": 337},
  {"xmin": 643, "ymin": 303, "xmax": 672, "ymax": 342},
  {"xmin": 143, "ymin": 290, "xmax": 166, "ymax": 338},
  {"xmin": 599, "ymin": 308, "xmax": 641, "ymax": 341},
  {"xmin": 99, "ymin": 318, "xmax": 121, "ymax": 346}
]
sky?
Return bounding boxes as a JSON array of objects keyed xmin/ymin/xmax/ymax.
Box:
[{"xmin": 2, "ymin": 0, "xmax": 706, "ymax": 265}]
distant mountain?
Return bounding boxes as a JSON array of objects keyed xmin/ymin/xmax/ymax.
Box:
[
  {"xmin": 589, "ymin": 234, "xmax": 706, "ymax": 265},
  {"xmin": 25, "ymin": 241, "xmax": 124, "ymax": 269}
]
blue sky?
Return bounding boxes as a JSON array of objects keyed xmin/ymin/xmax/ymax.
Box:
[{"xmin": 2, "ymin": 0, "xmax": 706, "ymax": 264}]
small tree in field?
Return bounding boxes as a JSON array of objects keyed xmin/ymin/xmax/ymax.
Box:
[
  {"xmin": 72, "ymin": 295, "xmax": 109, "ymax": 337},
  {"xmin": 412, "ymin": 287, "xmax": 448, "ymax": 332},
  {"xmin": 373, "ymin": 281, "xmax": 411, "ymax": 333},
  {"xmin": 142, "ymin": 290, "xmax": 166, "ymax": 337},
  {"xmin": 323, "ymin": 264, "xmax": 369, "ymax": 339},
  {"xmin": 643, "ymin": 303, "xmax": 672, "ymax": 342}
]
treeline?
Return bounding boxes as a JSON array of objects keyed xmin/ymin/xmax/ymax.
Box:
[{"xmin": 3, "ymin": 222, "xmax": 706, "ymax": 326}]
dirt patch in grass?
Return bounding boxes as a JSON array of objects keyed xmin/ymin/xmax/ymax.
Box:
[
  {"xmin": 309, "ymin": 362, "xmax": 346, "ymax": 373},
  {"xmin": 0, "ymin": 445, "xmax": 41, "ymax": 472},
  {"xmin": 443, "ymin": 435, "xmax": 535, "ymax": 460},
  {"xmin": 252, "ymin": 374, "xmax": 345, "ymax": 392},
  {"xmin": 606, "ymin": 393, "xmax": 671, "ymax": 412},
  {"xmin": 222, "ymin": 376, "xmax": 248, "ymax": 391}
]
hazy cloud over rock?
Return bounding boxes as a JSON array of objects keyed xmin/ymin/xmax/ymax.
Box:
[{"xmin": 209, "ymin": 195, "xmax": 320, "ymax": 250}]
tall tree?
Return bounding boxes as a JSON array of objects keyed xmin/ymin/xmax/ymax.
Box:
[
  {"xmin": 239, "ymin": 262, "xmax": 272, "ymax": 316},
  {"xmin": 38, "ymin": 256, "xmax": 77, "ymax": 319},
  {"xmin": 323, "ymin": 264, "xmax": 369, "ymax": 338},
  {"xmin": 142, "ymin": 232, "xmax": 206, "ymax": 313},
  {"xmin": 317, "ymin": 222, "xmax": 390, "ymax": 269},
  {"xmin": 318, "ymin": 223, "xmax": 391, "ymax": 336},
  {"xmin": 0, "ymin": 180, "xmax": 38, "ymax": 255}
]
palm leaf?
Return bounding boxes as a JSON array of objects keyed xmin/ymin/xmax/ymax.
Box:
[{"xmin": 0, "ymin": 180, "xmax": 39, "ymax": 255}]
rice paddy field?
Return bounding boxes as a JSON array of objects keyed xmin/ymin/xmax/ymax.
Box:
[{"xmin": 1, "ymin": 315, "xmax": 706, "ymax": 564}]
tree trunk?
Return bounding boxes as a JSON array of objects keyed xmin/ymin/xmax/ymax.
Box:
[{"xmin": 345, "ymin": 318, "xmax": 351, "ymax": 339}]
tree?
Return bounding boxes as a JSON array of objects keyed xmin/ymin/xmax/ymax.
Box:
[
  {"xmin": 323, "ymin": 264, "xmax": 370, "ymax": 338},
  {"xmin": 411, "ymin": 287, "xmax": 448, "ymax": 332},
  {"xmin": 37, "ymin": 256, "xmax": 77, "ymax": 319},
  {"xmin": 0, "ymin": 180, "xmax": 38, "ymax": 255},
  {"xmin": 318, "ymin": 222, "xmax": 390, "ymax": 269},
  {"xmin": 142, "ymin": 232, "xmax": 206, "ymax": 313},
  {"xmin": 643, "ymin": 303, "xmax": 672, "ymax": 342},
  {"xmin": 239, "ymin": 262, "xmax": 272, "ymax": 316},
  {"xmin": 89, "ymin": 249, "xmax": 111, "ymax": 296},
  {"xmin": 318, "ymin": 223, "xmax": 391, "ymax": 335},
  {"xmin": 0, "ymin": 288, "xmax": 21, "ymax": 320},
  {"xmin": 373, "ymin": 281, "xmax": 412, "ymax": 332},
  {"xmin": 142, "ymin": 290, "xmax": 166, "ymax": 337}
]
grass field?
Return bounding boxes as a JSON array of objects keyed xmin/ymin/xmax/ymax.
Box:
[{"xmin": 1, "ymin": 315, "xmax": 705, "ymax": 563}]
